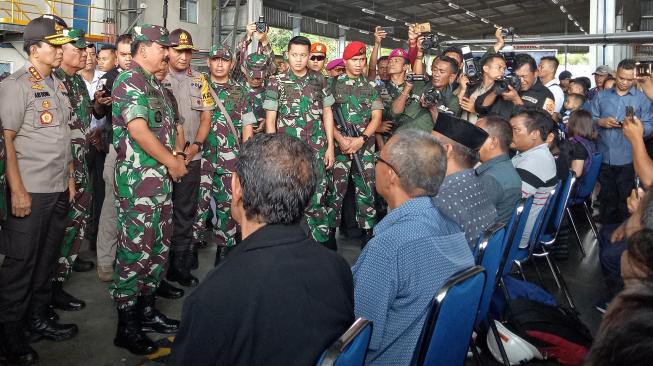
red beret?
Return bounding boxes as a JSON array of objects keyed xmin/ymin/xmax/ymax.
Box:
[{"xmin": 343, "ymin": 41, "xmax": 367, "ymax": 60}]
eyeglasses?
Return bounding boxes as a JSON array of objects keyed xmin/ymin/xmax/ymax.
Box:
[
  {"xmin": 376, "ymin": 156, "xmax": 400, "ymax": 177},
  {"xmin": 310, "ymin": 55, "xmax": 326, "ymax": 61}
]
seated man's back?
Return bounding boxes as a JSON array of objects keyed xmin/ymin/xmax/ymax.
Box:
[
  {"xmin": 169, "ymin": 133, "xmax": 354, "ymax": 366},
  {"xmin": 352, "ymin": 130, "xmax": 475, "ymax": 365},
  {"xmin": 353, "ymin": 197, "xmax": 473, "ymax": 365}
]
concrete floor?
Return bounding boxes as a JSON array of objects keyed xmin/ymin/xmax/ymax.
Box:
[{"xmin": 30, "ymin": 212, "xmax": 605, "ymax": 366}]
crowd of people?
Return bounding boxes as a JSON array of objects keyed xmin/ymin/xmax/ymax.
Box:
[{"xmin": 0, "ymin": 13, "xmax": 652, "ymax": 366}]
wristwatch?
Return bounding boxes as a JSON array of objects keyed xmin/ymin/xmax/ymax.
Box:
[
  {"xmin": 361, "ymin": 134, "xmax": 370, "ymax": 143},
  {"xmin": 193, "ymin": 141, "xmax": 203, "ymax": 151}
]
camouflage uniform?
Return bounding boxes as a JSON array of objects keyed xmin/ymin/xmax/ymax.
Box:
[
  {"xmin": 242, "ymin": 54, "xmax": 268, "ymax": 131},
  {"xmin": 192, "ymin": 45, "xmax": 256, "ymax": 248},
  {"xmin": 326, "ymin": 74, "xmax": 384, "ymax": 230},
  {"xmin": 108, "ymin": 43, "xmax": 178, "ymax": 308},
  {"xmin": 233, "ymin": 34, "xmax": 276, "ymax": 83},
  {"xmin": 264, "ymin": 69, "xmax": 335, "ymax": 242},
  {"xmin": 52, "ymin": 29, "xmax": 93, "ymax": 283}
]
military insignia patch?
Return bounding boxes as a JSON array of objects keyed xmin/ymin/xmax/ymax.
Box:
[
  {"xmin": 31, "ymin": 83, "xmax": 44, "ymax": 90},
  {"xmin": 179, "ymin": 32, "xmax": 189, "ymax": 44},
  {"xmin": 28, "ymin": 67, "xmax": 43, "ymax": 81},
  {"xmin": 40, "ymin": 111, "xmax": 54, "ymax": 125},
  {"xmin": 42, "ymin": 100, "xmax": 51, "ymax": 109}
]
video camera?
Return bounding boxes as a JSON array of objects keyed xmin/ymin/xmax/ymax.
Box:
[
  {"xmin": 494, "ymin": 74, "xmax": 521, "ymax": 94},
  {"xmin": 405, "ymin": 74, "xmax": 431, "ymax": 83},
  {"xmin": 256, "ymin": 16, "xmax": 268, "ymax": 33}
]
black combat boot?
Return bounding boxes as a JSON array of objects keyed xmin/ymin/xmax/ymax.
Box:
[
  {"xmin": 155, "ymin": 280, "xmax": 184, "ymax": 299},
  {"xmin": 52, "ymin": 281, "xmax": 86, "ymax": 311},
  {"xmin": 361, "ymin": 229, "xmax": 373, "ymax": 249},
  {"xmin": 72, "ymin": 257, "xmax": 94, "ymax": 272},
  {"xmin": 138, "ymin": 294, "xmax": 180, "ymax": 334},
  {"xmin": 166, "ymin": 251, "xmax": 198, "ymax": 287},
  {"xmin": 114, "ymin": 305, "xmax": 157, "ymax": 355},
  {"xmin": 2, "ymin": 321, "xmax": 38, "ymax": 365},
  {"xmin": 27, "ymin": 306, "xmax": 78, "ymax": 342}
]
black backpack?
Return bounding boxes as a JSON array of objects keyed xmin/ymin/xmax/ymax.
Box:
[{"xmin": 505, "ymin": 298, "xmax": 593, "ymax": 366}]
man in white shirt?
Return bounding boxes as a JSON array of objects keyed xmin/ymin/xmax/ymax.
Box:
[
  {"xmin": 538, "ymin": 56, "xmax": 565, "ymax": 120},
  {"xmin": 80, "ymin": 44, "xmax": 105, "ymax": 130}
]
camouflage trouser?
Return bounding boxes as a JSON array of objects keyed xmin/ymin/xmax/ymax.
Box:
[
  {"xmin": 305, "ymin": 150, "xmax": 330, "ymax": 243},
  {"xmin": 109, "ymin": 194, "xmax": 172, "ymax": 308},
  {"xmin": 326, "ymin": 145, "xmax": 377, "ymax": 230},
  {"xmin": 54, "ymin": 181, "xmax": 93, "ymax": 283},
  {"xmin": 192, "ymin": 159, "xmax": 238, "ymax": 248}
]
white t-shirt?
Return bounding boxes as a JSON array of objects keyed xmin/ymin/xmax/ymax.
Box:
[
  {"xmin": 82, "ymin": 69, "xmax": 105, "ymax": 130},
  {"xmin": 544, "ymin": 78, "xmax": 565, "ymax": 114}
]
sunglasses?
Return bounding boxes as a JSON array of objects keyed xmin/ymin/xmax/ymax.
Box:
[{"xmin": 310, "ymin": 55, "xmax": 326, "ymax": 61}]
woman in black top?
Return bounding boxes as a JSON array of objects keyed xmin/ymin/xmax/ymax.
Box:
[{"xmin": 567, "ymin": 110, "xmax": 597, "ymax": 179}]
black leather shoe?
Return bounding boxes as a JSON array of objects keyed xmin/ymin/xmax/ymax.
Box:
[
  {"xmin": 52, "ymin": 282, "xmax": 86, "ymax": 311},
  {"xmin": 2, "ymin": 322, "xmax": 38, "ymax": 365},
  {"xmin": 73, "ymin": 257, "xmax": 95, "ymax": 272},
  {"xmin": 138, "ymin": 295, "xmax": 180, "ymax": 334},
  {"xmin": 114, "ymin": 306, "xmax": 157, "ymax": 355},
  {"xmin": 167, "ymin": 252, "xmax": 199, "ymax": 287},
  {"xmin": 28, "ymin": 317, "xmax": 78, "ymax": 342},
  {"xmin": 156, "ymin": 280, "xmax": 184, "ymax": 299},
  {"xmin": 46, "ymin": 305, "xmax": 59, "ymax": 322}
]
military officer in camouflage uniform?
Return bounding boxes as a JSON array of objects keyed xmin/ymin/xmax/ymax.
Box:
[
  {"xmin": 50, "ymin": 28, "xmax": 93, "ymax": 314},
  {"xmin": 109, "ymin": 24, "xmax": 187, "ymax": 356},
  {"xmin": 192, "ymin": 44, "xmax": 255, "ymax": 264},
  {"xmin": 0, "ymin": 15, "xmax": 78, "ymax": 364},
  {"xmin": 326, "ymin": 41, "xmax": 383, "ymax": 248},
  {"xmin": 234, "ymin": 19, "xmax": 276, "ymax": 83},
  {"xmin": 241, "ymin": 53, "xmax": 270, "ymax": 137},
  {"xmin": 264, "ymin": 36, "xmax": 336, "ymax": 246},
  {"xmin": 161, "ymin": 29, "xmax": 215, "ymax": 289}
]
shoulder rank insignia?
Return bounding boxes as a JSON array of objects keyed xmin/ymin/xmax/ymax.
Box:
[{"xmin": 28, "ymin": 66, "xmax": 43, "ymax": 81}]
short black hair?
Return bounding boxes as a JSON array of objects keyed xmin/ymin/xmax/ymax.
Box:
[
  {"xmin": 540, "ymin": 56, "xmax": 559, "ymax": 73},
  {"xmin": 567, "ymin": 92, "xmax": 586, "ymax": 104},
  {"xmin": 513, "ymin": 107, "xmax": 554, "ymax": 142},
  {"xmin": 433, "ymin": 55, "xmax": 459, "ymax": 74},
  {"xmin": 513, "ymin": 53, "xmax": 537, "ymax": 72},
  {"xmin": 287, "ymin": 36, "xmax": 311, "ymax": 52},
  {"xmin": 131, "ymin": 40, "xmax": 152, "ymax": 57},
  {"xmin": 377, "ymin": 56, "xmax": 389, "ymax": 63},
  {"xmin": 86, "ymin": 43, "xmax": 96, "ymax": 50},
  {"xmin": 116, "ymin": 33, "xmax": 132, "ymax": 47},
  {"xmin": 618, "ymin": 58, "xmax": 637, "ymax": 71},
  {"xmin": 442, "ymin": 46, "xmax": 463, "ymax": 60},
  {"xmin": 571, "ymin": 77, "xmax": 591, "ymax": 92},
  {"xmin": 386, "ymin": 130, "xmax": 447, "ymax": 197},
  {"xmin": 23, "ymin": 40, "xmax": 43, "ymax": 55},
  {"xmin": 480, "ymin": 116, "xmax": 512, "ymax": 153},
  {"xmin": 585, "ymin": 281, "xmax": 653, "ymax": 366},
  {"xmin": 235, "ymin": 134, "xmax": 316, "ymax": 225},
  {"xmin": 100, "ymin": 44, "xmax": 117, "ymax": 52},
  {"xmin": 481, "ymin": 53, "xmax": 505, "ymax": 68}
]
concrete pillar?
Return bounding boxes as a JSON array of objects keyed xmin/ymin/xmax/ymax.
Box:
[
  {"xmin": 247, "ymin": 0, "xmax": 263, "ymax": 52},
  {"xmin": 590, "ymin": 0, "xmax": 634, "ymax": 74},
  {"xmin": 292, "ymin": 16, "xmax": 301, "ymax": 37},
  {"xmin": 338, "ymin": 28, "xmax": 346, "ymax": 56}
]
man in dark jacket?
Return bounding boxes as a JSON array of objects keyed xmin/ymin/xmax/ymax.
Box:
[{"xmin": 169, "ymin": 133, "xmax": 354, "ymax": 366}]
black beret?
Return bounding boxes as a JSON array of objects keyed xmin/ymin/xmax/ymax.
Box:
[{"xmin": 433, "ymin": 113, "xmax": 489, "ymax": 150}]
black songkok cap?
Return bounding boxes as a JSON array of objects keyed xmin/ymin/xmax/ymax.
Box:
[{"xmin": 433, "ymin": 113, "xmax": 489, "ymax": 150}]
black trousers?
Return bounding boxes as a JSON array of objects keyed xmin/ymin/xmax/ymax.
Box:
[
  {"xmin": 598, "ymin": 163, "xmax": 635, "ymax": 225},
  {"xmin": 87, "ymin": 147, "xmax": 107, "ymax": 243},
  {"xmin": 171, "ymin": 160, "xmax": 201, "ymax": 253},
  {"xmin": 0, "ymin": 191, "xmax": 69, "ymax": 322}
]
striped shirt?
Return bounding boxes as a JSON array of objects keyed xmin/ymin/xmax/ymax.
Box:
[{"xmin": 512, "ymin": 143, "xmax": 557, "ymax": 248}]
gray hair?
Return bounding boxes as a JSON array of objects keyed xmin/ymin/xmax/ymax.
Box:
[{"xmin": 386, "ymin": 129, "xmax": 447, "ymax": 197}]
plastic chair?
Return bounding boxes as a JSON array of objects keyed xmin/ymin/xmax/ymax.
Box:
[
  {"xmin": 316, "ymin": 318, "xmax": 373, "ymax": 366},
  {"xmin": 566, "ymin": 152, "xmax": 603, "ymax": 256},
  {"xmin": 501, "ymin": 196, "xmax": 535, "ymax": 278},
  {"xmin": 411, "ymin": 266, "xmax": 486, "ymax": 366},
  {"xmin": 534, "ymin": 171, "xmax": 577, "ymax": 309}
]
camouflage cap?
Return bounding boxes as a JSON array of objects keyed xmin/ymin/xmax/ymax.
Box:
[
  {"xmin": 132, "ymin": 24, "xmax": 171, "ymax": 46},
  {"xmin": 244, "ymin": 53, "xmax": 267, "ymax": 79},
  {"xmin": 24, "ymin": 16, "xmax": 74, "ymax": 46},
  {"xmin": 209, "ymin": 44, "xmax": 233, "ymax": 60},
  {"xmin": 63, "ymin": 28, "xmax": 87, "ymax": 49},
  {"xmin": 169, "ymin": 28, "xmax": 197, "ymax": 51}
]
